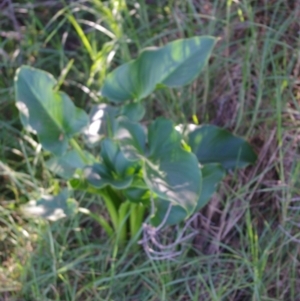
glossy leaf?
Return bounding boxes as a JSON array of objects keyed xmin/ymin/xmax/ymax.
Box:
[
  {"xmin": 22, "ymin": 190, "xmax": 77, "ymax": 221},
  {"xmin": 188, "ymin": 125, "xmax": 257, "ymax": 169},
  {"xmin": 85, "ymin": 103, "xmax": 145, "ymax": 144},
  {"xmin": 115, "ymin": 117, "xmax": 146, "ymax": 161},
  {"xmin": 102, "ymin": 36, "xmax": 216, "ymax": 102},
  {"xmin": 85, "ymin": 104, "xmax": 118, "ymax": 143},
  {"xmin": 116, "ymin": 117, "xmax": 201, "ymax": 214},
  {"xmin": 151, "ymin": 163, "xmax": 225, "ymax": 226},
  {"xmin": 14, "ymin": 66, "xmax": 88, "ymax": 156},
  {"xmin": 144, "ymin": 118, "xmax": 201, "ymax": 214},
  {"xmin": 119, "ymin": 102, "xmax": 145, "ymax": 122},
  {"xmin": 100, "ymin": 138, "xmax": 120, "ymax": 170},
  {"xmin": 85, "ymin": 139, "xmax": 135, "ymax": 190},
  {"xmin": 100, "ymin": 138, "xmax": 137, "ymax": 175}
]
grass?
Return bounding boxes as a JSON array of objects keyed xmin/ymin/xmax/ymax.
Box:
[{"xmin": 1, "ymin": 0, "xmax": 300, "ymax": 300}]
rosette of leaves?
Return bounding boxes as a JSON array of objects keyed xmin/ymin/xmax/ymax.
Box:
[{"xmin": 14, "ymin": 36, "xmax": 257, "ymax": 245}]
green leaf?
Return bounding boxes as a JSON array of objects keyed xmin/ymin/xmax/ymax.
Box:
[
  {"xmin": 85, "ymin": 139, "xmax": 135, "ymax": 190},
  {"xmin": 148, "ymin": 117, "xmax": 182, "ymax": 157},
  {"xmin": 100, "ymin": 138, "xmax": 120, "ymax": 170},
  {"xmin": 69, "ymin": 177, "xmax": 88, "ymax": 190},
  {"xmin": 119, "ymin": 102, "xmax": 145, "ymax": 122},
  {"xmin": 116, "ymin": 117, "xmax": 201, "ymax": 215},
  {"xmin": 21, "ymin": 190, "xmax": 77, "ymax": 221},
  {"xmin": 102, "ymin": 36, "xmax": 216, "ymax": 102},
  {"xmin": 101, "ymin": 138, "xmax": 137, "ymax": 175},
  {"xmin": 14, "ymin": 66, "xmax": 88, "ymax": 156},
  {"xmin": 85, "ymin": 104, "xmax": 118, "ymax": 143},
  {"xmin": 151, "ymin": 199, "xmax": 187, "ymax": 227},
  {"xmin": 123, "ymin": 174, "xmax": 150, "ymax": 204},
  {"xmin": 115, "ymin": 117, "xmax": 146, "ymax": 161},
  {"xmin": 195, "ymin": 163, "xmax": 225, "ymax": 211},
  {"xmin": 151, "ymin": 163, "xmax": 225, "ymax": 227},
  {"xmin": 85, "ymin": 164, "xmax": 133, "ymax": 189},
  {"xmin": 45, "ymin": 150, "xmax": 90, "ymax": 179},
  {"xmin": 144, "ymin": 118, "xmax": 201, "ymax": 214},
  {"xmin": 188, "ymin": 125, "xmax": 257, "ymax": 169},
  {"xmin": 85, "ymin": 103, "xmax": 145, "ymax": 144},
  {"xmin": 123, "ymin": 187, "xmax": 150, "ymax": 204}
]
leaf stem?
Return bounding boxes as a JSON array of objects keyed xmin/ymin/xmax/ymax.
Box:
[
  {"xmin": 99, "ymin": 192, "xmax": 120, "ymax": 233},
  {"xmin": 117, "ymin": 201, "xmax": 130, "ymax": 245},
  {"xmin": 130, "ymin": 203, "xmax": 146, "ymax": 240},
  {"xmin": 70, "ymin": 138, "xmax": 87, "ymax": 164}
]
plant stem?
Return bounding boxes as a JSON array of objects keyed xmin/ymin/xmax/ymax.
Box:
[
  {"xmin": 130, "ymin": 203, "xmax": 146, "ymax": 241},
  {"xmin": 100, "ymin": 192, "xmax": 119, "ymax": 233},
  {"xmin": 117, "ymin": 201, "xmax": 130, "ymax": 245}
]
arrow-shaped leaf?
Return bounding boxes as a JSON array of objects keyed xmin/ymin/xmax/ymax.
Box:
[
  {"xmin": 102, "ymin": 36, "xmax": 216, "ymax": 102},
  {"xmin": 14, "ymin": 66, "xmax": 88, "ymax": 156}
]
